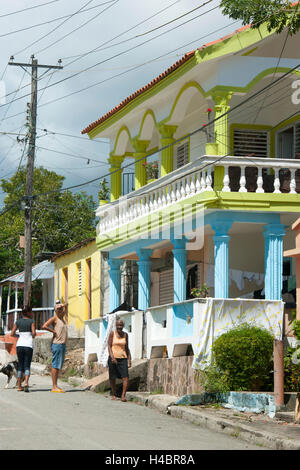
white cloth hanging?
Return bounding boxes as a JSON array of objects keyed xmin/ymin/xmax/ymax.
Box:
[{"xmin": 98, "ymin": 313, "xmax": 117, "ymax": 367}]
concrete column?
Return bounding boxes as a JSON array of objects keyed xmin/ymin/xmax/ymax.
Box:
[
  {"xmin": 210, "ymin": 89, "xmax": 232, "ymax": 191},
  {"xmin": 108, "ymin": 258, "xmax": 123, "ymax": 312},
  {"xmin": 157, "ymin": 124, "xmax": 177, "ymax": 177},
  {"xmin": 211, "ymin": 221, "xmax": 232, "ymax": 298},
  {"xmin": 172, "ymin": 239, "xmax": 187, "ymax": 303},
  {"xmin": 274, "ymin": 339, "xmax": 284, "ymax": 407},
  {"xmin": 263, "ymin": 224, "xmax": 285, "ymax": 300},
  {"xmin": 132, "ymin": 139, "xmax": 149, "ymax": 190},
  {"xmin": 108, "ymin": 154, "xmax": 124, "ymax": 202},
  {"xmin": 136, "ymin": 249, "xmax": 153, "ymax": 311}
]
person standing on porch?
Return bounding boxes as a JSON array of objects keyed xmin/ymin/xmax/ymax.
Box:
[
  {"xmin": 42, "ymin": 301, "xmax": 68, "ymax": 393},
  {"xmin": 11, "ymin": 306, "xmax": 36, "ymax": 392},
  {"xmin": 108, "ymin": 318, "xmax": 131, "ymax": 402}
]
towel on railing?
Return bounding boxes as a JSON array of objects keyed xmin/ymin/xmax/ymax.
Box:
[
  {"xmin": 192, "ymin": 298, "xmax": 284, "ymax": 370},
  {"xmin": 98, "ymin": 313, "xmax": 117, "ymax": 367}
]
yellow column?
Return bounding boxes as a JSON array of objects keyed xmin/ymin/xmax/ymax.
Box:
[
  {"xmin": 132, "ymin": 139, "xmax": 149, "ymax": 190},
  {"xmin": 108, "ymin": 154, "xmax": 124, "ymax": 202},
  {"xmin": 158, "ymin": 124, "xmax": 177, "ymax": 177},
  {"xmin": 208, "ymin": 90, "xmax": 232, "ymax": 191}
]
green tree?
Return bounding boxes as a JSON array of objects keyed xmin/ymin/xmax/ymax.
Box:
[
  {"xmin": 0, "ymin": 166, "xmax": 97, "ymax": 279},
  {"xmin": 220, "ymin": 0, "xmax": 300, "ymax": 36},
  {"xmin": 98, "ymin": 177, "xmax": 110, "ymax": 202}
]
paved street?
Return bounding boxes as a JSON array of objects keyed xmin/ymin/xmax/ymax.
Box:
[{"xmin": 0, "ymin": 373, "xmax": 266, "ymax": 450}]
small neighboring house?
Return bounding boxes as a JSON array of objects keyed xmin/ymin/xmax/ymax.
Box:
[
  {"xmin": 52, "ymin": 238, "xmax": 101, "ymax": 337},
  {"xmin": 0, "ymin": 259, "xmax": 55, "ymax": 353},
  {"xmin": 80, "ymin": 18, "xmax": 300, "ymax": 367}
]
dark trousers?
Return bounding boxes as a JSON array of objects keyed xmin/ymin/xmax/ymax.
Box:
[{"xmin": 16, "ymin": 346, "xmax": 33, "ymax": 377}]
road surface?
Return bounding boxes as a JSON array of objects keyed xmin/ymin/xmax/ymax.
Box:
[{"xmin": 0, "ymin": 373, "xmax": 265, "ymax": 450}]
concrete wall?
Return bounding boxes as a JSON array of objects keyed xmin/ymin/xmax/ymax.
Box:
[
  {"xmin": 32, "ymin": 335, "xmax": 84, "ymax": 364},
  {"xmin": 147, "ymin": 356, "xmax": 202, "ymax": 396}
]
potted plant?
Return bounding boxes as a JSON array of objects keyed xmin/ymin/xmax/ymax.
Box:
[
  {"xmin": 142, "ymin": 161, "xmax": 159, "ymax": 182},
  {"xmin": 98, "ymin": 178, "xmax": 110, "ymax": 205},
  {"xmin": 191, "ymin": 284, "xmax": 209, "ymax": 298}
]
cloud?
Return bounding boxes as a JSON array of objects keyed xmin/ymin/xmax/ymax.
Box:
[{"xmin": 0, "ymin": 0, "xmax": 238, "ymax": 206}]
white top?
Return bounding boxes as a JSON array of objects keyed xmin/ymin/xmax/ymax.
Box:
[{"xmin": 17, "ymin": 332, "xmax": 33, "ymax": 349}]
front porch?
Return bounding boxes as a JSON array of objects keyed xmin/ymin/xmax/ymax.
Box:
[{"xmin": 0, "ymin": 260, "xmax": 55, "ymax": 334}]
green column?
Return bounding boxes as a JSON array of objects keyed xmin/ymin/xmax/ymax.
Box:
[
  {"xmin": 108, "ymin": 154, "xmax": 124, "ymax": 202},
  {"xmin": 132, "ymin": 139, "xmax": 149, "ymax": 190},
  {"xmin": 157, "ymin": 124, "xmax": 177, "ymax": 177},
  {"xmin": 210, "ymin": 90, "xmax": 232, "ymax": 191}
]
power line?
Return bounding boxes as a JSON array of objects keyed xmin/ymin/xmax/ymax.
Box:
[
  {"xmin": 36, "ymin": 145, "xmax": 109, "ymax": 164},
  {"xmin": 13, "ymin": 0, "xmax": 95, "ymax": 57},
  {"xmin": 0, "ymin": 1, "xmax": 115, "ymax": 39},
  {"xmin": 34, "ymin": 0, "xmax": 120, "ymax": 55},
  {"xmin": 252, "ymin": 1, "xmax": 300, "ymax": 125},
  {"xmin": 0, "ymin": 0, "xmax": 61, "ymax": 19},
  {"xmin": 61, "ymin": 0, "xmax": 213, "ymax": 65},
  {"xmin": 62, "ymin": 0, "xmax": 183, "ymax": 60},
  {"xmin": 0, "ymin": 1, "xmax": 219, "ymax": 112},
  {"xmin": 0, "ymin": 0, "xmax": 182, "ymax": 104},
  {"xmin": 37, "ymin": 128, "xmax": 109, "ymax": 143}
]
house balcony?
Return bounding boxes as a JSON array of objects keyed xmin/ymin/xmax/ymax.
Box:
[{"xmin": 96, "ymin": 155, "xmax": 300, "ymax": 238}]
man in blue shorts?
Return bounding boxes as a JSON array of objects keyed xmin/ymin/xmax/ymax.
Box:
[{"xmin": 43, "ymin": 301, "xmax": 68, "ymax": 393}]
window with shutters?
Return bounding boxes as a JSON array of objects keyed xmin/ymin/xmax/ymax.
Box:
[
  {"xmin": 233, "ymin": 128, "xmax": 269, "ymax": 158},
  {"xmin": 277, "ymin": 120, "xmax": 300, "ymax": 159},
  {"xmin": 77, "ymin": 262, "xmax": 82, "ymax": 297},
  {"xmin": 174, "ymin": 140, "xmax": 189, "ymax": 169}
]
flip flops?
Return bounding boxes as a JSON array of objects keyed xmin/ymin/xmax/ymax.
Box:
[{"xmin": 51, "ymin": 389, "xmax": 65, "ymax": 393}]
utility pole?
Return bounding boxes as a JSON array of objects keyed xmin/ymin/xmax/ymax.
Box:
[{"xmin": 8, "ymin": 55, "xmax": 63, "ymax": 308}]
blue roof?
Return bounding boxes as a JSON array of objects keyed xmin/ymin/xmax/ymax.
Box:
[{"xmin": 0, "ymin": 260, "xmax": 54, "ymax": 284}]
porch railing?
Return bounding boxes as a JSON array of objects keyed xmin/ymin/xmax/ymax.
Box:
[
  {"xmin": 96, "ymin": 155, "xmax": 300, "ymax": 236},
  {"xmin": 2, "ymin": 307, "xmax": 55, "ymax": 332}
]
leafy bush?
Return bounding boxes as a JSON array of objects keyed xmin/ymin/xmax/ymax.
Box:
[
  {"xmin": 195, "ymin": 364, "xmax": 231, "ymax": 394},
  {"xmin": 211, "ymin": 323, "xmax": 274, "ymax": 391},
  {"xmin": 284, "ymin": 346, "xmax": 300, "ymax": 392}
]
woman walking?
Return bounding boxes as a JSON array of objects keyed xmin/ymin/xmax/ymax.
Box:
[
  {"xmin": 11, "ymin": 305, "xmax": 36, "ymax": 392},
  {"xmin": 42, "ymin": 301, "xmax": 68, "ymax": 393},
  {"xmin": 108, "ymin": 318, "xmax": 131, "ymax": 402}
]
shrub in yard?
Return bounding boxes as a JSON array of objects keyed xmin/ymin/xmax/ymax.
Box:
[
  {"xmin": 195, "ymin": 364, "xmax": 231, "ymax": 394},
  {"xmin": 212, "ymin": 323, "xmax": 274, "ymax": 391}
]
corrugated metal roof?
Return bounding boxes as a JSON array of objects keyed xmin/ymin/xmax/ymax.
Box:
[{"xmin": 0, "ymin": 260, "xmax": 54, "ymax": 285}]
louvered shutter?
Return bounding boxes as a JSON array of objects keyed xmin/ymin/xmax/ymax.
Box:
[
  {"xmin": 77, "ymin": 262, "xmax": 82, "ymax": 297},
  {"xmin": 176, "ymin": 141, "xmax": 189, "ymax": 168},
  {"xmin": 159, "ymin": 269, "xmax": 173, "ymax": 305},
  {"xmin": 233, "ymin": 129, "xmax": 268, "ymax": 158}
]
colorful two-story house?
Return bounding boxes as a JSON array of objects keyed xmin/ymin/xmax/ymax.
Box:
[{"xmin": 81, "ymin": 20, "xmax": 300, "ymax": 364}]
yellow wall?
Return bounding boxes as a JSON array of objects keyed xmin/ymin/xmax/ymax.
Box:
[{"xmin": 54, "ymin": 240, "xmax": 101, "ymax": 336}]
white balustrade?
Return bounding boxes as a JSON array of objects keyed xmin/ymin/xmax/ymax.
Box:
[{"xmin": 95, "ymin": 155, "xmax": 300, "ymax": 236}]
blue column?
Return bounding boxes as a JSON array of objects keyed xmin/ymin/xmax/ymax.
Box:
[
  {"xmin": 172, "ymin": 239, "xmax": 187, "ymax": 303},
  {"xmin": 136, "ymin": 249, "xmax": 153, "ymax": 311},
  {"xmin": 211, "ymin": 221, "xmax": 232, "ymax": 298},
  {"xmin": 263, "ymin": 224, "xmax": 285, "ymax": 300},
  {"xmin": 108, "ymin": 258, "xmax": 123, "ymax": 311}
]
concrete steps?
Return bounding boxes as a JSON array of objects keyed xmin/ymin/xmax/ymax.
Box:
[{"xmin": 80, "ymin": 359, "xmax": 148, "ymax": 393}]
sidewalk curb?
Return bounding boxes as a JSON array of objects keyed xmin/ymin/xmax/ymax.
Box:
[{"xmin": 126, "ymin": 392, "xmax": 300, "ymax": 450}]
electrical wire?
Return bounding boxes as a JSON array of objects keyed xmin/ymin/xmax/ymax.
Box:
[
  {"xmin": 0, "ymin": 0, "xmax": 183, "ymax": 105},
  {"xmin": 0, "ymin": 0, "xmax": 61, "ymax": 19},
  {"xmin": 251, "ymin": 1, "xmax": 300, "ymax": 124},
  {"xmin": 0, "ymin": 1, "xmax": 115, "ymax": 39},
  {"xmin": 34, "ymin": 0, "xmax": 120, "ymax": 55},
  {"xmin": 1, "ymin": 0, "xmax": 220, "ymax": 111},
  {"xmin": 13, "ymin": 0, "xmax": 96, "ymax": 57}
]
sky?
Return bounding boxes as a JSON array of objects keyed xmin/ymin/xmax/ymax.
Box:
[{"xmin": 0, "ymin": 0, "xmax": 242, "ymax": 207}]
